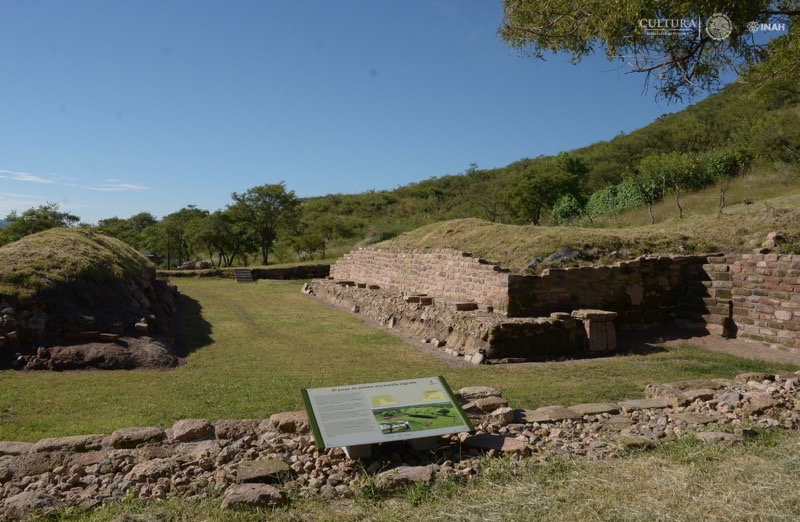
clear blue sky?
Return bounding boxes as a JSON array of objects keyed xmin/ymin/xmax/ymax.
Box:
[{"xmin": 0, "ymin": 0, "xmax": 702, "ymax": 224}]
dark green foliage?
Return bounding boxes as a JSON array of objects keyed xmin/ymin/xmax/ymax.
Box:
[{"xmin": 0, "ymin": 203, "xmax": 80, "ymax": 246}]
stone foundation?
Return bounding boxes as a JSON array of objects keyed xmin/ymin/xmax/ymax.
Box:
[{"xmin": 306, "ymin": 279, "xmax": 618, "ymax": 363}]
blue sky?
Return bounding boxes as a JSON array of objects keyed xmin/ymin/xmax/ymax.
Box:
[{"xmin": 0, "ymin": 1, "xmax": 720, "ymax": 223}]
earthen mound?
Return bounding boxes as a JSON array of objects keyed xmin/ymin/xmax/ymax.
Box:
[{"xmin": 0, "ymin": 228, "xmax": 180, "ymax": 370}]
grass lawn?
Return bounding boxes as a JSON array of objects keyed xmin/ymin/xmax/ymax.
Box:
[{"xmin": 0, "ymin": 279, "xmax": 796, "ymax": 442}]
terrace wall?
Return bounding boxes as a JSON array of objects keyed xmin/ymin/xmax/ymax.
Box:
[
  {"xmin": 326, "ymin": 248, "xmax": 800, "ymax": 350},
  {"xmin": 330, "ymin": 248, "xmax": 511, "ymax": 311}
]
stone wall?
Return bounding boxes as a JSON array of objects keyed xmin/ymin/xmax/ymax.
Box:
[
  {"xmin": 160, "ymin": 264, "xmax": 330, "ymax": 280},
  {"xmin": 326, "ymin": 247, "xmax": 800, "ymax": 352},
  {"xmin": 330, "ymin": 248, "xmax": 510, "ymax": 311},
  {"xmin": 687, "ymin": 253, "xmax": 800, "ymax": 350},
  {"xmin": 507, "ymin": 256, "xmax": 708, "ymax": 324}
]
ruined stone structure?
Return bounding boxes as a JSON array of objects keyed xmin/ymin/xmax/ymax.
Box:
[{"xmin": 311, "ymin": 246, "xmax": 800, "ymax": 363}]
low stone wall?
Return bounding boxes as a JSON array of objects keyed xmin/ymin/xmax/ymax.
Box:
[
  {"xmin": 2, "ymin": 371, "xmax": 798, "ymax": 519},
  {"xmin": 330, "ymin": 248, "xmax": 510, "ymax": 311},
  {"xmin": 323, "ymin": 246, "xmax": 800, "ymax": 352},
  {"xmin": 307, "ymin": 280, "xmax": 621, "ymax": 363},
  {"xmin": 160, "ymin": 264, "xmax": 330, "ymax": 280}
]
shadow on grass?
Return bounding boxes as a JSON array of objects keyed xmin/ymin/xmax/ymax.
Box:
[
  {"xmin": 616, "ymin": 325, "xmax": 706, "ymax": 356},
  {"xmin": 174, "ymin": 293, "xmax": 213, "ymax": 357}
]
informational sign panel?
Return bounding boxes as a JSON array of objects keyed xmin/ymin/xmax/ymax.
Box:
[{"xmin": 302, "ymin": 376, "xmax": 473, "ymax": 449}]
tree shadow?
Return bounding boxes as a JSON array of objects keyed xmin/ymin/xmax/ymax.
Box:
[{"xmin": 174, "ymin": 293, "xmax": 213, "ymax": 357}]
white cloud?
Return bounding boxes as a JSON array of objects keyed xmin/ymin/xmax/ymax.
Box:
[
  {"xmin": 0, "ymin": 168, "xmax": 148, "ymax": 192},
  {"xmin": 0, "ymin": 169, "xmax": 57, "ymax": 184},
  {"xmin": 87, "ymin": 182, "xmax": 148, "ymax": 192}
]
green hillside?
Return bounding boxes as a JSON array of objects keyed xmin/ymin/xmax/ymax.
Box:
[{"xmin": 381, "ymin": 187, "xmax": 800, "ymax": 273}]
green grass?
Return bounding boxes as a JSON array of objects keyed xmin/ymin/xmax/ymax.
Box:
[
  {"xmin": 0, "ymin": 228, "xmax": 154, "ymax": 300},
  {"xmin": 50, "ymin": 429, "xmax": 800, "ymax": 521},
  {"xmin": 0, "ymin": 279, "xmax": 795, "ymax": 442}
]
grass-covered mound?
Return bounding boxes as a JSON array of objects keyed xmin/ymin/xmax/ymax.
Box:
[
  {"xmin": 0, "ymin": 227, "xmax": 154, "ymax": 300},
  {"xmin": 0, "ymin": 228, "xmax": 178, "ymax": 370},
  {"xmin": 379, "ymin": 191, "xmax": 800, "ymax": 272}
]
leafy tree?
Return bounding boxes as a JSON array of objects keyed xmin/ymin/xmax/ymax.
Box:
[
  {"xmin": 551, "ymin": 193, "xmax": 583, "ymax": 225},
  {"xmin": 229, "ymin": 183, "xmax": 301, "ymax": 266},
  {"xmin": 703, "ymin": 149, "xmax": 745, "ymax": 217},
  {"xmin": 499, "ymin": 0, "xmax": 800, "ymax": 100},
  {"xmin": 95, "ymin": 212, "xmax": 158, "ymax": 250},
  {"xmin": 626, "ymin": 168, "xmax": 661, "ymax": 224},
  {"xmin": 0, "ymin": 203, "xmax": 80, "ymax": 245}
]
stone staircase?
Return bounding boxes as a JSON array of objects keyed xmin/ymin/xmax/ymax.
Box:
[{"xmin": 233, "ymin": 269, "xmax": 254, "ymax": 283}]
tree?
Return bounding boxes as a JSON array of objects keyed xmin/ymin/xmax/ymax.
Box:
[
  {"xmin": 703, "ymin": 149, "xmax": 745, "ymax": 217},
  {"xmin": 626, "ymin": 168, "xmax": 661, "ymax": 224},
  {"xmin": 499, "ymin": 1, "xmax": 800, "ymax": 101},
  {"xmin": 0, "ymin": 203, "xmax": 80, "ymax": 245},
  {"xmin": 228, "ymin": 183, "xmax": 301, "ymax": 266}
]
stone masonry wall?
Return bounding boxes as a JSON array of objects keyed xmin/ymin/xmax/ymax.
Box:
[
  {"xmin": 692, "ymin": 253, "xmax": 800, "ymax": 350},
  {"xmin": 328, "ymin": 248, "xmax": 800, "ymax": 350},
  {"xmin": 507, "ymin": 256, "xmax": 709, "ymax": 325},
  {"xmin": 330, "ymin": 248, "xmax": 510, "ymax": 311}
]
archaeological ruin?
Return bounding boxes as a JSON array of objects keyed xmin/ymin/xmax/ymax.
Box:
[{"xmin": 305, "ymin": 245, "xmax": 800, "ymax": 364}]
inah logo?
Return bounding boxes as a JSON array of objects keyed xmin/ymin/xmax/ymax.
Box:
[
  {"xmin": 706, "ymin": 13, "xmax": 733, "ymax": 40},
  {"xmin": 747, "ymin": 21, "xmax": 788, "ymax": 33}
]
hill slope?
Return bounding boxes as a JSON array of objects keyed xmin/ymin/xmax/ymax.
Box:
[{"xmin": 380, "ymin": 192, "xmax": 800, "ymax": 272}]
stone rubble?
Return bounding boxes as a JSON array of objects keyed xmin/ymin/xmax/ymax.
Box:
[{"xmin": 3, "ymin": 371, "xmax": 800, "ymax": 519}]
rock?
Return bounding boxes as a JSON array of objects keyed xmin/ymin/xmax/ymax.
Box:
[
  {"xmin": 670, "ymin": 413, "xmax": 716, "ymax": 425},
  {"xmin": 108, "ymin": 427, "xmax": 167, "ymax": 449},
  {"xmin": 618, "ymin": 398, "xmax": 671, "ymax": 411},
  {"xmin": 125, "ymin": 458, "xmax": 174, "ymax": 482},
  {"xmin": 570, "ymin": 403, "xmax": 620, "ymax": 416},
  {"xmin": 645, "ymin": 384, "xmax": 690, "ymax": 407},
  {"xmin": 744, "ymin": 393, "xmax": 779, "ymax": 415},
  {"xmin": 618, "ymin": 435, "xmax": 655, "ymax": 450},
  {"xmin": 457, "ymin": 386, "xmax": 503, "ymax": 401},
  {"xmin": 171, "ymin": 419, "xmax": 214, "ymax": 442},
  {"xmin": 601, "ymin": 416, "xmax": 635, "ymax": 432},
  {"xmin": 0, "ymin": 442, "xmax": 34, "ymax": 456},
  {"xmin": 716, "ymin": 391, "xmax": 743, "ymax": 406},
  {"xmin": 487, "ymin": 407, "xmax": 514, "ymax": 426},
  {"xmin": 236, "ymin": 459, "xmax": 292, "ymax": 484},
  {"xmin": 462, "ymin": 433, "xmax": 527, "ymax": 454},
  {"xmin": 269, "ymin": 411, "xmax": 310, "ymax": 434},
  {"xmin": 3, "ymin": 491, "xmax": 60, "ymax": 520},
  {"xmin": 33, "ymin": 434, "xmax": 105, "ymax": 453},
  {"xmin": 220, "ymin": 483, "xmax": 285, "ymax": 510},
  {"xmin": 683, "ymin": 389, "xmax": 717, "ymax": 402},
  {"xmin": 534, "ymin": 406, "xmax": 582, "ymax": 422},
  {"xmin": 376, "ymin": 465, "xmax": 434, "ymax": 489},
  {"xmin": 214, "ymin": 419, "xmax": 258, "ymax": 440},
  {"xmin": 696, "ymin": 431, "xmax": 744, "ymax": 444},
  {"xmin": 735, "ymin": 372, "xmax": 773, "ymax": 384},
  {"xmin": 666, "ymin": 379, "xmax": 725, "ymax": 391},
  {"xmin": 11, "ymin": 452, "xmax": 64, "ymax": 477},
  {"xmin": 473, "ymin": 396, "xmax": 509, "ymax": 412},
  {"xmin": 515, "ymin": 409, "xmax": 550, "ymax": 423}
]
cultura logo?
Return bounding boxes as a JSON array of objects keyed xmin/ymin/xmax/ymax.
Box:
[{"xmin": 705, "ymin": 13, "xmax": 733, "ymax": 40}]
